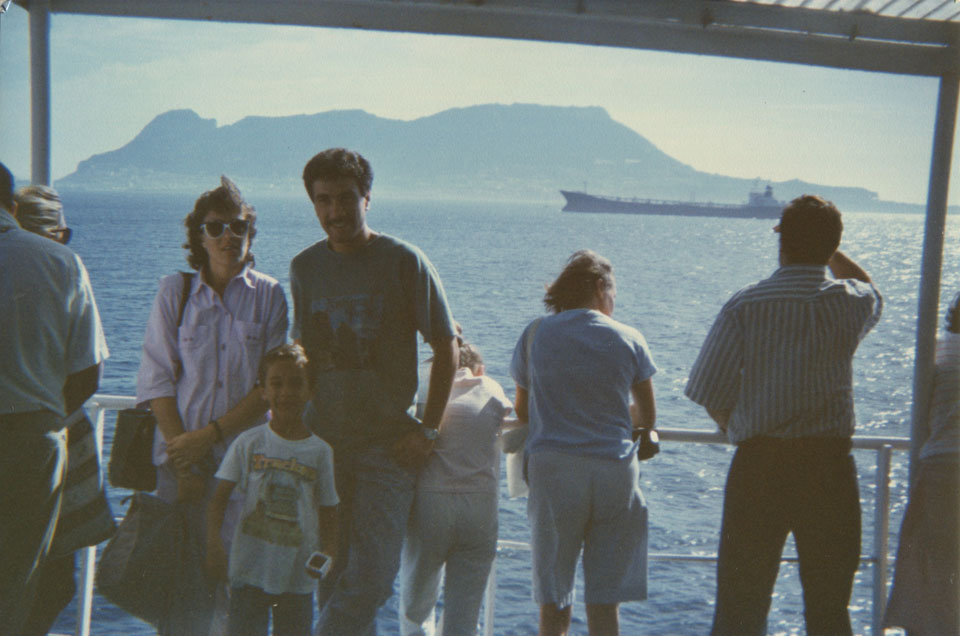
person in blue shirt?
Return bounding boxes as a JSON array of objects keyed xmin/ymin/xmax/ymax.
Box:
[
  {"xmin": 511, "ymin": 249, "xmax": 657, "ymax": 636},
  {"xmin": 0, "ymin": 162, "xmax": 109, "ymax": 634}
]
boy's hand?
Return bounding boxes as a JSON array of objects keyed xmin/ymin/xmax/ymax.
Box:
[{"xmin": 205, "ymin": 541, "xmax": 229, "ymax": 582}]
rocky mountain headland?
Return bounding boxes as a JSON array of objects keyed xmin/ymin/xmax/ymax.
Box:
[{"xmin": 57, "ymin": 103, "xmax": 934, "ymax": 213}]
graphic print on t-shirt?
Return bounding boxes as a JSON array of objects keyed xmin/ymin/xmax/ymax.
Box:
[
  {"xmin": 307, "ymin": 295, "xmax": 383, "ymax": 373},
  {"xmin": 240, "ymin": 453, "xmax": 318, "ymax": 548}
]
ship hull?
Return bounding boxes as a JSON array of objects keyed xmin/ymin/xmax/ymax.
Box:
[{"xmin": 560, "ymin": 190, "xmax": 782, "ymax": 220}]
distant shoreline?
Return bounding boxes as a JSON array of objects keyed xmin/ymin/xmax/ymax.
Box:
[{"xmin": 45, "ymin": 185, "xmax": 951, "ymax": 216}]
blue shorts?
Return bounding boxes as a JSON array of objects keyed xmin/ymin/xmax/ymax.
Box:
[{"xmin": 527, "ymin": 450, "xmax": 648, "ymax": 608}]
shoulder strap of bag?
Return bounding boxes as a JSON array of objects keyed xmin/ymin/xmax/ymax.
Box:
[
  {"xmin": 172, "ymin": 272, "xmax": 194, "ymax": 382},
  {"xmin": 176, "ymin": 272, "xmax": 193, "ymax": 329}
]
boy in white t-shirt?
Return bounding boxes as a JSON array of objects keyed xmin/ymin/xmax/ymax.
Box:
[
  {"xmin": 400, "ymin": 341, "xmax": 513, "ymax": 636},
  {"xmin": 207, "ymin": 344, "xmax": 339, "ymax": 635}
]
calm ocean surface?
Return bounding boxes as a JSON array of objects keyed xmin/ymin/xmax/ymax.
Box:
[{"xmin": 52, "ymin": 190, "xmax": 959, "ymax": 635}]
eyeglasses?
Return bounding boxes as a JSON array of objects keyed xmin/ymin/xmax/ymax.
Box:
[
  {"xmin": 49, "ymin": 227, "xmax": 72, "ymax": 245},
  {"xmin": 200, "ymin": 219, "xmax": 250, "ymax": 239}
]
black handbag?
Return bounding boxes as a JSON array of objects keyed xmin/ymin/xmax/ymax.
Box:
[
  {"xmin": 109, "ymin": 408, "xmax": 160, "ymax": 491},
  {"xmin": 96, "ymin": 492, "xmax": 215, "ymax": 631},
  {"xmin": 108, "ymin": 272, "xmax": 193, "ymax": 491}
]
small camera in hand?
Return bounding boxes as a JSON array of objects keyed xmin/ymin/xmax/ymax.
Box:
[{"xmin": 632, "ymin": 428, "xmax": 660, "ymax": 461}]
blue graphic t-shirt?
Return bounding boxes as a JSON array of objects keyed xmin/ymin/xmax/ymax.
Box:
[
  {"xmin": 216, "ymin": 424, "xmax": 338, "ymax": 595},
  {"xmin": 289, "ymin": 234, "xmax": 456, "ymax": 449}
]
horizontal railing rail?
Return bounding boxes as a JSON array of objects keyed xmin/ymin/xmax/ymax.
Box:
[{"xmin": 76, "ymin": 395, "xmax": 909, "ymax": 636}]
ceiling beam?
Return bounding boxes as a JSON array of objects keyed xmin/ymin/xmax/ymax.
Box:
[{"xmin": 18, "ymin": 0, "xmax": 959, "ymax": 76}]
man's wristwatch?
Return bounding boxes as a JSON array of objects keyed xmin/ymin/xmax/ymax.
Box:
[{"xmin": 421, "ymin": 425, "xmax": 439, "ymax": 441}]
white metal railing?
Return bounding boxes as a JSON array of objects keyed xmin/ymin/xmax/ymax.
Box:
[{"xmin": 78, "ymin": 396, "xmax": 909, "ymax": 636}]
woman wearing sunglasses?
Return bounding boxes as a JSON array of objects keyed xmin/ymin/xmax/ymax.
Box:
[{"xmin": 135, "ymin": 176, "xmax": 288, "ymax": 634}]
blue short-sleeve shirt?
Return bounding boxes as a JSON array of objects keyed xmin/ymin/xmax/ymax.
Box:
[{"xmin": 511, "ymin": 309, "xmax": 657, "ymax": 460}]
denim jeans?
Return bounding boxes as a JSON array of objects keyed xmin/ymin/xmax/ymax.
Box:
[
  {"xmin": 0, "ymin": 411, "xmax": 67, "ymax": 635},
  {"xmin": 228, "ymin": 585, "xmax": 312, "ymax": 636},
  {"xmin": 315, "ymin": 445, "xmax": 416, "ymax": 636}
]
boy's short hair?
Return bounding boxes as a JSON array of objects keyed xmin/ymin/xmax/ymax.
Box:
[{"xmin": 258, "ymin": 343, "xmax": 309, "ymax": 385}]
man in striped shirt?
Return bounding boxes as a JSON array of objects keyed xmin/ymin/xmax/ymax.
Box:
[{"xmin": 685, "ymin": 195, "xmax": 882, "ymax": 636}]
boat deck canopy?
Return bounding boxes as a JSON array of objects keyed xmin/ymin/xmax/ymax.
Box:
[{"xmin": 12, "ymin": 0, "xmax": 960, "ymax": 77}]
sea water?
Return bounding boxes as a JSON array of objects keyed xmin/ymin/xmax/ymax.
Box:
[{"xmin": 50, "ymin": 190, "xmax": 959, "ymax": 635}]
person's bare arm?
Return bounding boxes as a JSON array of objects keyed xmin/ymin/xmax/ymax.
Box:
[
  {"xmin": 421, "ymin": 335, "xmax": 458, "ymax": 432},
  {"xmin": 630, "ymin": 379, "xmax": 656, "ymax": 430},
  {"xmin": 392, "ymin": 335, "xmax": 458, "ymax": 471},
  {"xmin": 317, "ymin": 505, "xmax": 339, "ymax": 563},
  {"xmin": 166, "ymin": 387, "xmax": 268, "ymax": 469},
  {"xmin": 515, "ymin": 386, "xmax": 529, "ymax": 423},
  {"xmin": 828, "ymin": 250, "xmax": 872, "ymax": 284},
  {"xmin": 205, "ymin": 479, "xmax": 236, "ymax": 581},
  {"xmin": 63, "ymin": 363, "xmax": 101, "ymax": 414}
]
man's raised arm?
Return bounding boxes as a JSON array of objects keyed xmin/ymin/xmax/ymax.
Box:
[{"xmin": 828, "ymin": 250, "xmax": 872, "ymax": 284}]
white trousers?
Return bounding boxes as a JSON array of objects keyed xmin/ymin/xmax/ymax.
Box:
[{"xmin": 399, "ymin": 490, "xmax": 498, "ymax": 636}]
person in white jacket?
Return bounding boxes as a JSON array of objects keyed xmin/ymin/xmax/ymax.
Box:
[{"xmin": 400, "ymin": 339, "xmax": 513, "ymax": 636}]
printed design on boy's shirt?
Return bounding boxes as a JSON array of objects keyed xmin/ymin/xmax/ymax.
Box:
[
  {"xmin": 240, "ymin": 454, "xmax": 317, "ymax": 548},
  {"xmin": 306, "ymin": 295, "xmax": 383, "ymax": 373},
  {"xmin": 250, "ymin": 454, "xmax": 318, "ymax": 481}
]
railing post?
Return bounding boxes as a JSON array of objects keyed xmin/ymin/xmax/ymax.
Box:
[
  {"xmin": 75, "ymin": 545, "xmax": 96, "ymax": 636},
  {"xmin": 872, "ymin": 444, "xmax": 893, "ymax": 634},
  {"xmin": 73, "ymin": 404, "xmax": 106, "ymax": 636},
  {"xmin": 482, "ymin": 555, "xmax": 498, "ymax": 636}
]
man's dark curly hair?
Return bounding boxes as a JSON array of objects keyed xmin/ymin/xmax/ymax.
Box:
[
  {"xmin": 183, "ymin": 176, "xmax": 257, "ymax": 271},
  {"xmin": 779, "ymin": 195, "xmax": 843, "ymax": 265},
  {"xmin": 302, "ymin": 148, "xmax": 373, "ymax": 200}
]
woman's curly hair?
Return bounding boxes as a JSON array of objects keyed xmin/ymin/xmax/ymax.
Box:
[
  {"xmin": 183, "ymin": 176, "xmax": 257, "ymax": 271},
  {"xmin": 543, "ymin": 249, "xmax": 614, "ymax": 314}
]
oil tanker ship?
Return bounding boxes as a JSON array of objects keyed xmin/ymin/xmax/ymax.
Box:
[{"xmin": 560, "ymin": 185, "xmax": 783, "ymax": 219}]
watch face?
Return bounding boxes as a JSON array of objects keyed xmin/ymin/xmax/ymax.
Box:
[{"xmin": 648, "ymin": 430, "xmax": 659, "ymax": 444}]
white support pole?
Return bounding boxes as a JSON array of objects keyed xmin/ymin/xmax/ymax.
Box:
[
  {"xmin": 872, "ymin": 444, "xmax": 893, "ymax": 633},
  {"xmin": 909, "ymin": 73, "xmax": 958, "ymax": 484},
  {"xmin": 73, "ymin": 403, "xmax": 106, "ymax": 636},
  {"xmin": 29, "ymin": 0, "xmax": 51, "ymax": 185},
  {"xmin": 482, "ymin": 557, "xmax": 497, "ymax": 636}
]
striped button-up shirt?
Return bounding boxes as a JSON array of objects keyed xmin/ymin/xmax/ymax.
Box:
[{"xmin": 685, "ymin": 265, "xmax": 882, "ymax": 444}]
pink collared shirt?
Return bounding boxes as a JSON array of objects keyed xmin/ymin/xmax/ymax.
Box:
[{"xmin": 136, "ymin": 266, "xmax": 288, "ymax": 464}]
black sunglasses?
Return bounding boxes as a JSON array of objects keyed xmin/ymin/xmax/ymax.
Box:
[{"xmin": 200, "ymin": 219, "xmax": 250, "ymax": 239}]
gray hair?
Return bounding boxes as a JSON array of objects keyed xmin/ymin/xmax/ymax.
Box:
[{"xmin": 14, "ymin": 185, "xmax": 64, "ymax": 235}]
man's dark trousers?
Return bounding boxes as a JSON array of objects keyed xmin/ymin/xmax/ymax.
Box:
[{"xmin": 711, "ymin": 436, "xmax": 860, "ymax": 636}]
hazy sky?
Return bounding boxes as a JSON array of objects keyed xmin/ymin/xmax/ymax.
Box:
[{"xmin": 0, "ymin": 6, "xmax": 955, "ymax": 204}]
